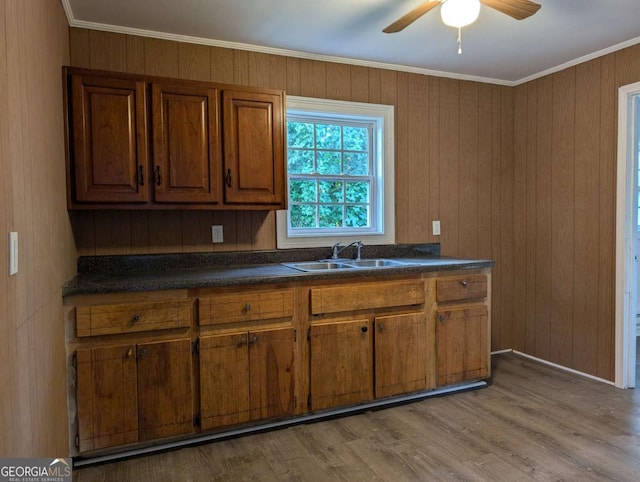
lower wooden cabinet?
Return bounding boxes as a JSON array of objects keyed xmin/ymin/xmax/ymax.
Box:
[
  {"xmin": 76, "ymin": 338, "xmax": 194, "ymax": 452},
  {"xmin": 310, "ymin": 319, "xmax": 373, "ymax": 411},
  {"xmin": 374, "ymin": 312, "xmax": 428, "ymax": 398},
  {"xmin": 310, "ymin": 312, "xmax": 431, "ymax": 411},
  {"xmin": 76, "ymin": 344, "xmax": 138, "ymax": 452},
  {"xmin": 436, "ymin": 305, "xmax": 489, "ymax": 386},
  {"xmin": 69, "ymin": 269, "xmax": 491, "ymax": 456},
  {"xmin": 136, "ymin": 339, "xmax": 195, "ymax": 441},
  {"xmin": 199, "ymin": 327, "xmax": 295, "ymax": 430}
]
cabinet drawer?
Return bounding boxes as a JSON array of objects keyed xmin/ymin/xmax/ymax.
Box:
[
  {"xmin": 310, "ymin": 279, "xmax": 425, "ymax": 315},
  {"xmin": 199, "ymin": 289, "xmax": 294, "ymax": 326},
  {"xmin": 436, "ymin": 275, "xmax": 487, "ymax": 302},
  {"xmin": 76, "ymin": 300, "xmax": 193, "ymax": 337}
]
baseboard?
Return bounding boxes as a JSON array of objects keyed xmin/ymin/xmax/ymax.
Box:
[
  {"xmin": 510, "ymin": 350, "xmax": 615, "ymax": 386},
  {"xmin": 490, "ymin": 349, "xmax": 513, "ymax": 355}
]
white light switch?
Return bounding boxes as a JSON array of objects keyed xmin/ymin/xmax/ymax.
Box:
[
  {"xmin": 212, "ymin": 225, "xmax": 224, "ymax": 243},
  {"xmin": 9, "ymin": 232, "xmax": 18, "ymax": 275},
  {"xmin": 432, "ymin": 220, "xmax": 441, "ymax": 236}
]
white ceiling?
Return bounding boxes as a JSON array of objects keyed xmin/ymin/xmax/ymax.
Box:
[{"xmin": 63, "ymin": 0, "xmax": 640, "ymax": 85}]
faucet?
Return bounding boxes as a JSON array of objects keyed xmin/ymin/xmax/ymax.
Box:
[{"xmin": 331, "ymin": 240, "xmax": 363, "ymax": 261}]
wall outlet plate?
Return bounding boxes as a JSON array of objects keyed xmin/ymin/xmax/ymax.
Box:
[
  {"xmin": 432, "ymin": 220, "xmax": 441, "ymax": 236},
  {"xmin": 212, "ymin": 225, "xmax": 224, "ymax": 243}
]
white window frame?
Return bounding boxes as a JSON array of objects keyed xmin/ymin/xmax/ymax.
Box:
[{"xmin": 276, "ymin": 96, "xmax": 395, "ymax": 249}]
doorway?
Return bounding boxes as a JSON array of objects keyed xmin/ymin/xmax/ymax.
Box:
[{"xmin": 615, "ymin": 82, "xmax": 640, "ymax": 388}]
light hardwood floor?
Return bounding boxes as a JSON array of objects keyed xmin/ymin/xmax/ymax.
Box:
[{"xmin": 73, "ymin": 353, "xmax": 640, "ymax": 481}]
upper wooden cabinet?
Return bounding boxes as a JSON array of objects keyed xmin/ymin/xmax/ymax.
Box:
[
  {"xmin": 152, "ymin": 83, "xmax": 221, "ymax": 204},
  {"xmin": 64, "ymin": 67, "xmax": 286, "ymax": 210},
  {"xmin": 222, "ymin": 90, "xmax": 284, "ymax": 206},
  {"xmin": 69, "ymin": 73, "xmax": 149, "ymax": 203}
]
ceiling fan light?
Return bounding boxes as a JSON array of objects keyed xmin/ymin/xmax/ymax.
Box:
[{"xmin": 440, "ymin": 0, "xmax": 481, "ymax": 28}]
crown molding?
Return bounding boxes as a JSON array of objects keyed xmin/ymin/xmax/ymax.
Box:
[
  {"xmin": 61, "ymin": 1, "xmax": 640, "ymax": 88},
  {"xmin": 513, "ymin": 35, "xmax": 640, "ymax": 85}
]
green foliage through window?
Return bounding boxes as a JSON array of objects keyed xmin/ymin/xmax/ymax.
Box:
[{"xmin": 287, "ymin": 117, "xmax": 373, "ymax": 231}]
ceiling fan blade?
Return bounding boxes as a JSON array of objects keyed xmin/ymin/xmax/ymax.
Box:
[
  {"xmin": 383, "ymin": 0, "xmax": 441, "ymax": 33},
  {"xmin": 480, "ymin": 0, "xmax": 541, "ymax": 20}
]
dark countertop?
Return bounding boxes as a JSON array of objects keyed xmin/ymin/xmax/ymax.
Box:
[{"xmin": 63, "ymin": 244, "xmax": 495, "ymax": 297}]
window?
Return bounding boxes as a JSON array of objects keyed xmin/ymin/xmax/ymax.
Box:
[{"xmin": 276, "ymin": 96, "xmax": 395, "ymax": 249}]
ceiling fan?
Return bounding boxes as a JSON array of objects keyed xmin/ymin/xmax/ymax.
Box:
[{"xmin": 383, "ymin": 0, "xmax": 541, "ymax": 54}]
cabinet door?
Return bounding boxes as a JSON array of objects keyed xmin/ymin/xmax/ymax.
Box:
[
  {"xmin": 71, "ymin": 74, "xmax": 149, "ymax": 203},
  {"xmin": 76, "ymin": 345, "xmax": 138, "ymax": 452},
  {"xmin": 137, "ymin": 339, "xmax": 194, "ymax": 440},
  {"xmin": 248, "ymin": 328, "xmax": 295, "ymax": 420},
  {"xmin": 152, "ymin": 83, "xmax": 220, "ymax": 204},
  {"xmin": 199, "ymin": 333, "xmax": 250, "ymax": 430},
  {"xmin": 436, "ymin": 306, "xmax": 489, "ymax": 386},
  {"xmin": 374, "ymin": 313, "xmax": 428, "ymax": 398},
  {"xmin": 310, "ymin": 319, "xmax": 373, "ymax": 411},
  {"xmin": 222, "ymin": 90, "xmax": 284, "ymax": 206}
]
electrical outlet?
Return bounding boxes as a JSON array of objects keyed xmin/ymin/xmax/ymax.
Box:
[
  {"xmin": 432, "ymin": 220, "xmax": 441, "ymax": 236},
  {"xmin": 212, "ymin": 225, "xmax": 224, "ymax": 243},
  {"xmin": 9, "ymin": 232, "xmax": 18, "ymax": 275}
]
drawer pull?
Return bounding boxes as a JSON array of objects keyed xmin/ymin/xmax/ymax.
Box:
[
  {"xmin": 131, "ymin": 314, "xmax": 140, "ymax": 323},
  {"xmin": 243, "ymin": 303, "xmax": 252, "ymax": 313},
  {"xmin": 460, "ymin": 280, "xmax": 468, "ymax": 287}
]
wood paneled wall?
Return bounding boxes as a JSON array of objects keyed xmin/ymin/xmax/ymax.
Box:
[
  {"xmin": 0, "ymin": 0, "xmax": 75, "ymax": 456},
  {"xmin": 512, "ymin": 45, "xmax": 640, "ymax": 381}
]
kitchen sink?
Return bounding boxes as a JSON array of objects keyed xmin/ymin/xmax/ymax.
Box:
[
  {"xmin": 283, "ymin": 261, "xmax": 353, "ymax": 271},
  {"xmin": 345, "ymin": 259, "xmax": 408, "ymax": 268},
  {"xmin": 282, "ymin": 258, "xmax": 412, "ymax": 272}
]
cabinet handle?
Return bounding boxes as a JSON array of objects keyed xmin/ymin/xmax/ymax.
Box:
[
  {"xmin": 139, "ymin": 348, "xmax": 149, "ymax": 358},
  {"xmin": 155, "ymin": 165, "xmax": 162, "ymax": 186},
  {"xmin": 361, "ymin": 326, "xmax": 368, "ymax": 333},
  {"xmin": 137, "ymin": 165, "xmax": 145, "ymax": 186},
  {"xmin": 225, "ymin": 169, "xmax": 232, "ymax": 188},
  {"xmin": 125, "ymin": 348, "xmax": 133, "ymax": 358},
  {"xmin": 237, "ymin": 335, "xmax": 248, "ymax": 347},
  {"xmin": 131, "ymin": 314, "xmax": 140, "ymax": 323},
  {"xmin": 248, "ymin": 335, "xmax": 258, "ymax": 345},
  {"xmin": 243, "ymin": 303, "xmax": 252, "ymax": 313},
  {"xmin": 460, "ymin": 280, "xmax": 468, "ymax": 287},
  {"xmin": 378, "ymin": 323, "xmax": 385, "ymax": 331},
  {"xmin": 438, "ymin": 315, "xmax": 445, "ymax": 323}
]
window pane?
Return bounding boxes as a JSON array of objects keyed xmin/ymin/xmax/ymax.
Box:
[
  {"xmin": 290, "ymin": 204, "xmax": 316, "ymax": 229},
  {"xmin": 289, "ymin": 179, "xmax": 316, "ymax": 202},
  {"xmin": 288, "ymin": 149, "xmax": 314, "ymax": 174},
  {"xmin": 316, "ymin": 151, "xmax": 341, "ymax": 175},
  {"xmin": 315, "ymin": 124, "xmax": 341, "ymax": 149},
  {"xmin": 346, "ymin": 181, "xmax": 369, "ymax": 203},
  {"xmin": 346, "ymin": 205, "xmax": 369, "ymax": 227},
  {"xmin": 288, "ymin": 122, "xmax": 314, "ymax": 148},
  {"xmin": 344, "ymin": 152, "xmax": 369, "ymax": 175},
  {"xmin": 343, "ymin": 126, "xmax": 368, "ymax": 151},
  {"xmin": 319, "ymin": 180, "xmax": 344, "ymax": 203},
  {"xmin": 319, "ymin": 205, "xmax": 343, "ymax": 228}
]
